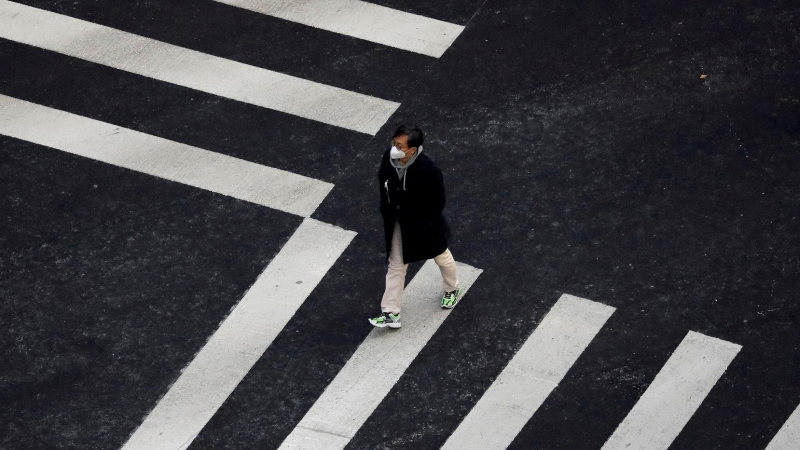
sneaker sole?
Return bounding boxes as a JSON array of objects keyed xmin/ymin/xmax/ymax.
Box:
[{"xmin": 368, "ymin": 319, "xmax": 402, "ymax": 329}]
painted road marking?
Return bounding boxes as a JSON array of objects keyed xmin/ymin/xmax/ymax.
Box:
[
  {"xmin": 278, "ymin": 259, "xmax": 483, "ymax": 450},
  {"xmin": 121, "ymin": 218, "xmax": 356, "ymax": 450},
  {"xmin": 440, "ymin": 294, "xmax": 615, "ymax": 450},
  {"xmin": 602, "ymin": 331, "xmax": 742, "ymax": 450},
  {"xmin": 0, "ymin": 1, "xmax": 400, "ymax": 135},
  {"xmin": 766, "ymin": 403, "xmax": 800, "ymax": 450},
  {"xmin": 213, "ymin": 0, "xmax": 465, "ymax": 58},
  {"xmin": 0, "ymin": 94, "xmax": 333, "ymax": 217}
]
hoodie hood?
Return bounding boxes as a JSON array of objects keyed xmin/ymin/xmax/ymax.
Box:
[{"xmin": 389, "ymin": 145, "xmax": 423, "ymax": 190}]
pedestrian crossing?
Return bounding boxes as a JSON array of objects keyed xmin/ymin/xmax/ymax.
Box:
[
  {"xmin": 213, "ymin": 0, "xmax": 465, "ymax": 58},
  {"xmin": 441, "ymin": 294, "xmax": 615, "ymax": 450},
  {"xmin": 1, "ymin": 1, "xmax": 798, "ymax": 450},
  {"xmin": 269, "ymin": 291, "xmax": 750, "ymax": 450},
  {"xmin": 0, "ymin": 2, "xmax": 465, "ymax": 446},
  {"xmin": 279, "ymin": 260, "xmax": 482, "ymax": 450},
  {"xmin": 602, "ymin": 331, "xmax": 742, "ymax": 450},
  {"xmin": 0, "ymin": 0, "xmax": 400, "ymax": 135},
  {"xmin": 0, "ymin": 94, "xmax": 332, "ymax": 217},
  {"xmin": 121, "ymin": 219, "xmax": 356, "ymax": 450},
  {"xmin": 0, "ymin": 3, "xmax": 475, "ymax": 449}
]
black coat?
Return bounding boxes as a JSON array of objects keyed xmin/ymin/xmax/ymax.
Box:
[{"xmin": 379, "ymin": 148, "xmax": 451, "ymax": 264}]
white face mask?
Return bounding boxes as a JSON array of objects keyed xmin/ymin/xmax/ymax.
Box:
[{"xmin": 390, "ymin": 146, "xmax": 406, "ymax": 159}]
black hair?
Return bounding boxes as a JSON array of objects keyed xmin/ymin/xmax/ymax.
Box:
[{"xmin": 393, "ymin": 125, "xmax": 424, "ymax": 149}]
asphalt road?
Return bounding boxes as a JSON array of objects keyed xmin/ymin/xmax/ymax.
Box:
[{"xmin": 1, "ymin": 1, "xmax": 798, "ymax": 449}]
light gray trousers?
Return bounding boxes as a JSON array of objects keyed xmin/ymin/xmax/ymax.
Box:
[{"xmin": 381, "ymin": 221, "xmax": 459, "ymax": 314}]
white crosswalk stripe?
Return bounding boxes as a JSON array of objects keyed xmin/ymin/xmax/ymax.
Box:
[
  {"xmin": 766, "ymin": 403, "xmax": 800, "ymax": 450},
  {"xmin": 0, "ymin": 94, "xmax": 333, "ymax": 217},
  {"xmin": 0, "ymin": 0, "xmax": 400, "ymax": 135},
  {"xmin": 214, "ymin": 0, "xmax": 465, "ymax": 58},
  {"xmin": 278, "ymin": 260, "xmax": 483, "ymax": 450},
  {"xmin": 441, "ymin": 294, "xmax": 615, "ymax": 450},
  {"xmin": 602, "ymin": 331, "xmax": 742, "ymax": 450},
  {"xmin": 121, "ymin": 218, "xmax": 356, "ymax": 450}
]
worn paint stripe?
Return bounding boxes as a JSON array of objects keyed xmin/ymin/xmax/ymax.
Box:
[
  {"xmin": 278, "ymin": 259, "xmax": 483, "ymax": 450},
  {"xmin": 0, "ymin": 94, "xmax": 333, "ymax": 217},
  {"xmin": 121, "ymin": 218, "xmax": 356, "ymax": 450},
  {"xmin": 441, "ymin": 294, "xmax": 616, "ymax": 450},
  {"xmin": 0, "ymin": 0, "xmax": 400, "ymax": 135},
  {"xmin": 213, "ymin": 0, "xmax": 465, "ymax": 58},
  {"xmin": 602, "ymin": 331, "xmax": 742, "ymax": 450}
]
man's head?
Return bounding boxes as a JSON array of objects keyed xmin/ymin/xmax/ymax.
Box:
[{"xmin": 392, "ymin": 125, "xmax": 424, "ymax": 161}]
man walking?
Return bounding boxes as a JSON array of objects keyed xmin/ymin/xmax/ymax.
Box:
[{"xmin": 369, "ymin": 125, "xmax": 461, "ymax": 329}]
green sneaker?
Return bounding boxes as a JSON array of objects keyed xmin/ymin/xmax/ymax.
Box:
[
  {"xmin": 368, "ymin": 312, "xmax": 401, "ymax": 328},
  {"xmin": 441, "ymin": 286, "xmax": 463, "ymax": 309}
]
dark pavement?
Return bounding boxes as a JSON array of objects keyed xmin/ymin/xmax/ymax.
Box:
[{"xmin": 1, "ymin": 1, "xmax": 798, "ymax": 449}]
